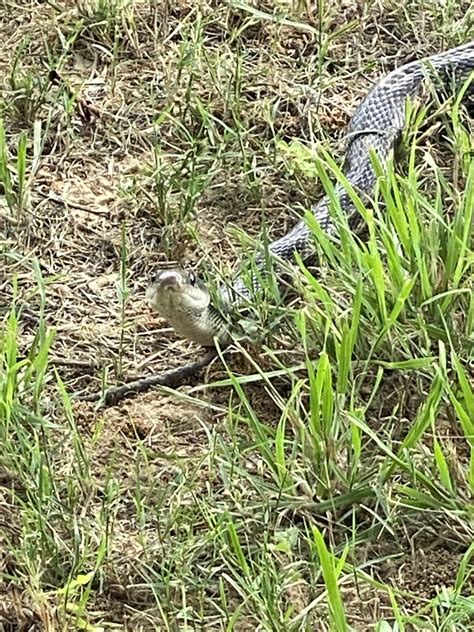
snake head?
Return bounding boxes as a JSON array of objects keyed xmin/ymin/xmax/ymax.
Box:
[{"xmin": 146, "ymin": 268, "xmax": 227, "ymax": 347}]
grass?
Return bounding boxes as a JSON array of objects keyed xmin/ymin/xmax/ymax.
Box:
[{"xmin": 0, "ymin": 0, "xmax": 473, "ymax": 630}]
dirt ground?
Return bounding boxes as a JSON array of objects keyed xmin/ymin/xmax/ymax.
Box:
[{"xmin": 0, "ymin": 1, "xmax": 473, "ymax": 629}]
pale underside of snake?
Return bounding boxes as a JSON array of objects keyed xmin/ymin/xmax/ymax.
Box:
[{"xmin": 147, "ymin": 41, "xmax": 474, "ymax": 347}]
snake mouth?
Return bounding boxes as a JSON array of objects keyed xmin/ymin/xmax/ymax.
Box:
[
  {"xmin": 153, "ymin": 270, "xmax": 184, "ymax": 291},
  {"xmin": 147, "ymin": 268, "xmax": 211, "ymax": 316},
  {"xmin": 146, "ymin": 271, "xmax": 186, "ymax": 307}
]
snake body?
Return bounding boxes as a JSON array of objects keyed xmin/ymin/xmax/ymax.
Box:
[{"xmin": 148, "ymin": 41, "xmax": 474, "ymax": 346}]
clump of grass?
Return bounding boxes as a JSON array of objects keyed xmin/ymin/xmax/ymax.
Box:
[
  {"xmin": 0, "ymin": 276, "xmax": 120, "ymax": 629},
  {"xmin": 0, "ymin": 117, "xmax": 46, "ymax": 218},
  {"xmin": 199, "ymin": 78, "xmax": 474, "ymax": 626},
  {"xmin": 2, "ymin": 38, "xmax": 52, "ymax": 124},
  {"xmin": 0, "ymin": 120, "xmax": 29, "ymax": 216}
]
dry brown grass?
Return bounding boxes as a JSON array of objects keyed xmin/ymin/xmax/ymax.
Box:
[{"xmin": 0, "ymin": 0, "xmax": 473, "ymax": 629}]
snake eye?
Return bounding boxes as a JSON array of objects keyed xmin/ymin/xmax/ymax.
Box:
[
  {"xmin": 150, "ymin": 271, "xmax": 161, "ymax": 284},
  {"xmin": 188, "ymin": 272, "xmax": 196, "ymax": 286}
]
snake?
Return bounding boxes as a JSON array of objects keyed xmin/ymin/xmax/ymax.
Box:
[{"xmin": 147, "ymin": 41, "xmax": 474, "ymax": 347}]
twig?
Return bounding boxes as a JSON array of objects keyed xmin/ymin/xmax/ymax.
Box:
[
  {"xmin": 74, "ymin": 352, "xmax": 216, "ymax": 407},
  {"xmin": 37, "ymin": 187, "xmax": 109, "ymax": 217},
  {"xmin": 51, "ymin": 357, "xmax": 98, "ymax": 369}
]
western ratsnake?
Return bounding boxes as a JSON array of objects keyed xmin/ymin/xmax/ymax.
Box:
[{"xmin": 147, "ymin": 41, "xmax": 474, "ymax": 346}]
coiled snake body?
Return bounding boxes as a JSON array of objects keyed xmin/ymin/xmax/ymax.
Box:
[{"xmin": 147, "ymin": 41, "xmax": 474, "ymax": 346}]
